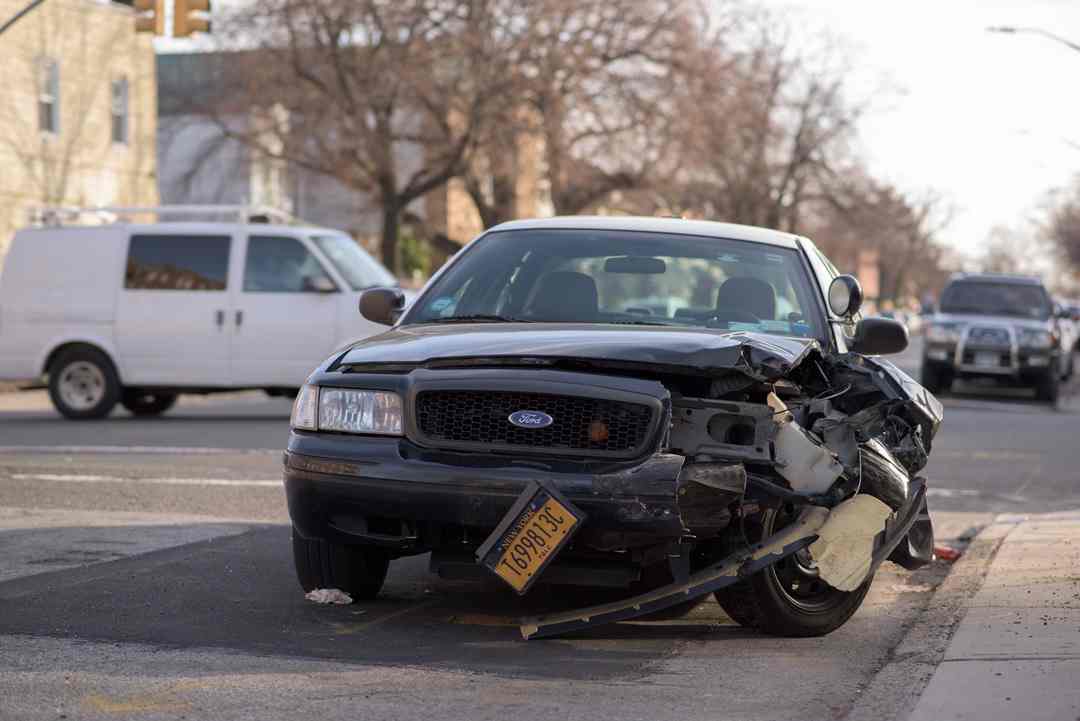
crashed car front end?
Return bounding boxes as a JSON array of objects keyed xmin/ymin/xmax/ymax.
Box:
[{"xmin": 285, "ymin": 325, "xmax": 941, "ymax": 638}]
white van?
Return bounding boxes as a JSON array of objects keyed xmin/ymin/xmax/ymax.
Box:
[{"xmin": 0, "ymin": 208, "xmax": 401, "ymax": 419}]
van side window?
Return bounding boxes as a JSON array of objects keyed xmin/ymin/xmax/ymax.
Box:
[
  {"xmin": 244, "ymin": 236, "xmax": 335, "ymax": 293},
  {"xmin": 125, "ymin": 235, "xmax": 230, "ymax": 291}
]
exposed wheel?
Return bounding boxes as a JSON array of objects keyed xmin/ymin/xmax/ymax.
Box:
[
  {"xmin": 121, "ymin": 389, "xmax": 178, "ymax": 417},
  {"xmin": 47, "ymin": 346, "xmax": 121, "ymax": 420},
  {"xmin": 1035, "ymin": 369, "xmax": 1060, "ymax": 404},
  {"xmin": 292, "ymin": 528, "xmax": 389, "ymax": 600},
  {"xmin": 920, "ymin": 362, "xmax": 951, "ymax": 395},
  {"xmin": 713, "ymin": 505, "xmax": 872, "ymax": 637}
]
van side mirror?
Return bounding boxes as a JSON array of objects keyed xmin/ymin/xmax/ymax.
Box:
[
  {"xmin": 359, "ymin": 287, "xmax": 405, "ymax": 325},
  {"xmin": 849, "ymin": 317, "xmax": 909, "ymax": 355},
  {"xmin": 828, "ymin": 275, "xmax": 863, "ymax": 318},
  {"xmin": 303, "ymin": 275, "xmax": 337, "ymax": 293}
]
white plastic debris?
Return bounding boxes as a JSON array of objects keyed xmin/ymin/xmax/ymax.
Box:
[
  {"xmin": 769, "ymin": 393, "xmax": 844, "ymax": 493},
  {"xmin": 305, "ymin": 588, "xmax": 354, "ymax": 605},
  {"xmin": 809, "ymin": 494, "xmax": 893, "ymax": 591}
]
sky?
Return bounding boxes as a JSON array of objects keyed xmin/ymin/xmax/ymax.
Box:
[{"xmin": 758, "ymin": 0, "xmax": 1080, "ymax": 257}]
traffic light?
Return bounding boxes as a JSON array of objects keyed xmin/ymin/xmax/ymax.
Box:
[
  {"xmin": 133, "ymin": 0, "xmax": 163, "ymax": 35},
  {"xmin": 174, "ymin": 0, "xmax": 211, "ymax": 37}
]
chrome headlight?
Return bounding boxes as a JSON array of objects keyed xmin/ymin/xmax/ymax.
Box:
[
  {"xmin": 290, "ymin": 385, "xmax": 404, "ymax": 436},
  {"xmin": 925, "ymin": 323, "xmax": 960, "ymax": 343},
  {"xmin": 1019, "ymin": 329, "xmax": 1054, "ymax": 350}
]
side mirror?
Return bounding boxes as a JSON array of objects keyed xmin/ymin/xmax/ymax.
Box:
[
  {"xmin": 849, "ymin": 317, "xmax": 909, "ymax": 355},
  {"xmin": 827, "ymin": 275, "xmax": 863, "ymax": 318},
  {"xmin": 303, "ymin": 275, "xmax": 337, "ymax": 293},
  {"xmin": 359, "ymin": 287, "xmax": 406, "ymax": 325}
]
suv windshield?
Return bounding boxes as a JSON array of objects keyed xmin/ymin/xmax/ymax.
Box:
[
  {"xmin": 403, "ymin": 229, "xmax": 826, "ymax": 341},
  {"xmin": 940, "ymin": 281, "xmax": 1051, "ymax": 320},
  {"xmin": 312, "ymin": 234, "xmax": 397, "ymax": 291}
]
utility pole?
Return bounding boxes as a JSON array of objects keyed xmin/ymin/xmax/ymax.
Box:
[
  {"xmin": 986, "ymin": 26, "xmax": 1080, "ymax": 54},
  {"xmin": 0, "ymin": 0, "xmax": 46, "ymax": 38}
]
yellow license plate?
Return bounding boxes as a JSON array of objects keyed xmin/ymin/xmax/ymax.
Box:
[{"xmin": 476, "ymin": 482, "xmax": 584, "ymax": 594}]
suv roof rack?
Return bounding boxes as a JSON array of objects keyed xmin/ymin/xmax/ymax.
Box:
[{"xmin": 26, "ymin": 205, "xmax": 301, "ymax": 227}]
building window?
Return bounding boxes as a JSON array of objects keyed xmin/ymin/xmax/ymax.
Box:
[
  {"xmin": 38, "ymin": 59, "xmax": 59, "ymax": 134},
  {"xmin": 111, "ymin": 77, "xmax": 129, "ymax": 145}
]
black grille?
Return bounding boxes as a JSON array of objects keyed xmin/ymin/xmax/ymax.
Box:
[{"xmin": 414, "ymin": 390, "xmax": 654, "ymax": 455}]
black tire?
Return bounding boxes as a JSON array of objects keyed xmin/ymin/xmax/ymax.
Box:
[
  {"xmin": 1035, "ymin": 369, "xmax": 1060, "ymax": 404},
  {"xmin": 920, "ymin": 362, "xmax": 951, "ymax": 395},
  {"xmin": 47, "ymin": 346, "xmax": 121, "ymax": 420},
  {"xmin": 292, "ymin": 528, "xmax": 390, "ymax": 600},
  {"xmin": 713, "ymin": 506, "xmax": 873, "ymax": 637},
  {"xmin": 121, "ymin": 389, "xmax": 178, "ymax": 417}
]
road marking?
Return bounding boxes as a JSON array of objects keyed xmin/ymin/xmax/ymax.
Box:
[
  {"xmin": 0, "ymin": 445, "xmax": 279, "ymax": 455},
  {"xmin": 9, "ymin": 473, "xmax": 280, "ymax": 488}
]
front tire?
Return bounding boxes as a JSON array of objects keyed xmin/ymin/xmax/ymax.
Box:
[
  {"xmin": 121, "ymin": 389, "xmax": 178, "ymax": 416},
  {"xmin": 920, "ymin": 361, "xmax": 952, "ymax": 395},
  {"xmin": 714, "ymin": 505, "xmax": 872, "ymax": 637},
  {"xmin": 47, "ymin": 346, "xmax": 121, "ymax": 420},
  {"xmin": 292, "ymin": 528, "xmax": 390, "ymax": 600},
  {"xmin": 1035, "ymin": 368, "xmax": 1060, "ymax": 404}
]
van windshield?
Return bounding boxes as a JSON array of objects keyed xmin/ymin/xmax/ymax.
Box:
[{"xmin": 312, "ymin": 235, "xmax": 397, "ymax": 291}]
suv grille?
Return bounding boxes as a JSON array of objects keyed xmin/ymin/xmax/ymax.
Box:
[
  {"xmin": 968, "ymin": 326, "xmax": 1010, "ymax": 347},
  {"xmin": 414, "ymin": 390, "xmax": 654, "ymax": 456}
]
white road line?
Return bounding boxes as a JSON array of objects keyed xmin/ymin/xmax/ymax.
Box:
[
  {"xmin": 9, "ymin": 473, "xmax": 281, "ymax": 487},
  {"xmin": 0, "ymin": 446, "xmax": 279, "ymax": 455}
]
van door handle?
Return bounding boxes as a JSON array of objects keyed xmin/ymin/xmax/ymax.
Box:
[
  {"xmin": 215, "ymin": 310, "xmax": 225, "ymax": 328},
  {"xmin": 235, "ymin": 310, "xmax": 243, "ymax": 328}
]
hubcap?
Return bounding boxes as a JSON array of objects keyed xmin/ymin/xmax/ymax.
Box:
[
  {"xmin": 58, "ymin": 361, "xmax": 105, "ymax": 411},
  {"xmin": 764, "ymin": 505, "xmax": 849, "ymax": 613}
]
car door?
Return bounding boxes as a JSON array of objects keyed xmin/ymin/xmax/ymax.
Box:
[
  {"xmin": 114, "ymin": 232, "xmax": 236, "ymax": 386},
  {"xmin": 231, "ymin": 233, "xmax": 339, "ymax": 387}
]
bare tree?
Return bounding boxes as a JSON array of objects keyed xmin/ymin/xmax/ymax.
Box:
[
  {"xmin": 1046, "ymin": 180, "xmax": 1080, "ymax": 277},
  {"xmin": 203, "ymin": 0, "xmax": 534, "ymax": 271}
]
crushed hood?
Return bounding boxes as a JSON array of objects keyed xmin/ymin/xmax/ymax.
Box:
[{"xmin": 337, "ymin": 323, "xmax": 822, "ymax": 380}]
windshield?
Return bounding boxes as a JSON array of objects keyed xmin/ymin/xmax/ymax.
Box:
[
  {"xmin": 940, "ymin": 282, "xmax": 1051, "ymax": 320},
  {"xmin": 312, "ymin": 234, "xmax": 397, "ymax": 291},
  {"xmin": 403, "ymin": 229, "xmax": 826, "ymax": 341}
]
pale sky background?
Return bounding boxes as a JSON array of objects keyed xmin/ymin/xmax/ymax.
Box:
[
  {"xmin": 759, "ymin": 0, "xmax": 1080, "ymax": 258},
  {"xmin": 160, "ymin": 0, "xmax": 1080, "ymax": 259}
]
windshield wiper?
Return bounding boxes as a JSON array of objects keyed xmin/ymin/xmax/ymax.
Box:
[{"xmin": 425, "ymin": 314, "xmax": 534, "ymax": 324}]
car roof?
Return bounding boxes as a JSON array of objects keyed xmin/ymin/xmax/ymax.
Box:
[
  {"xmin": 16, "ymin": 222, "xmax": 341, "ymax": 237},
  {"xmin": 487, "ymin": 216, "xmax": 802, "ymax": 249},
  {"xmin": 947, "ymin": 272, "xmax": 1045, "ymax": 287}
]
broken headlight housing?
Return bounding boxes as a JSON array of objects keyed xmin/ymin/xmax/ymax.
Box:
[
  {"xmin": 1018, "ymin": 328, "xmax": 1055, "ymax": 350},
  {"xmin": 290, "ymin": 385, "xmax": 404, "ymax": 436},
  {"xmin": 925, "ymin": 323, "xmax": 961, "ymax": 344}
]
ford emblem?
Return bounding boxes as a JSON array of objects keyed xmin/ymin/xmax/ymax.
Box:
[{"xmin": 508, "ymin": 410, "xmax": 554, "ymax": 429}]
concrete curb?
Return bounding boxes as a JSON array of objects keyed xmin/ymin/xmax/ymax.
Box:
[{"xmin": 843, "ymin": 517, "xmax": 1018, "ymax": 721}]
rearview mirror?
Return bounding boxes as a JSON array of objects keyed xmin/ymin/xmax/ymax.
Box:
[
  {"xmin": 604, "ymin": 256, "xmax": 666, "ymax": 274},
  {"xmin": 359, "ymin": 287, "xmax": 406, "ymax": 325},
  {"xmin": 827, "ymin": 275, "xmax": 863, "ymax": 318},
  {"xmin": 849, "ymin": 317, "xmax": 908, "ymax": 356}
]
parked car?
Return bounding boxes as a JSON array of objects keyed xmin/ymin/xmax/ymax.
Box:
[
  {"xmin": 922, "ymin": 273, "xmax": 1072, "ymax": 402},
  {"xmin": 285, "ymin": 216, "xmax": 941, "ymax": 640},
  {"xmin": 0, "ymin": 213, "xmax": 400, "ymax": 418}
]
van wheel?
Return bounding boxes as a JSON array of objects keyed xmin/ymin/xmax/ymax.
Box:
[
  {"xmin": 292, "ymin": 528, "xmax": 389, "ymax": 600},
  {"xmin": 48, "ymin": 347, "xmax": 121, "ymax": 420},
  {"xmin": 121, "ymin": 390, "xmax": 178, "ymax": 417}
]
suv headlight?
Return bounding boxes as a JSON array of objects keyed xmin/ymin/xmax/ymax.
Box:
[
  {"xmin": 1019, "ymin": 329, "xmax": 1055, "ymax": 350},
  {"xmin": 290, "ymin": 385, "xmax": 404, "ymax": 436},
  {"xmin": 926, "ymin": 323, "xmax": 960, "ymax": 343}
]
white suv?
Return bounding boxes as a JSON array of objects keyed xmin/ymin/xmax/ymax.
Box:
[{"xmin": 0, "ymin": 208, "xmax": 400, "ymax": 419}]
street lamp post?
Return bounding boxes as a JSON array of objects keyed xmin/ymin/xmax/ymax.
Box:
[{"xmin": 987, "ymin": 26, "xmax": 1080, "ymax": 54}]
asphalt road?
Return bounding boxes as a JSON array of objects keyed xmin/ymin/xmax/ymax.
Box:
[{"xmin": 0, "ymin": 337, "xmax": 1076, "ymax": 720}]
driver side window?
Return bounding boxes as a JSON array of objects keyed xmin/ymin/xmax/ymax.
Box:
[{"xmin": 243, "ymin": 236, "xmax": 335, "ymax": 293}]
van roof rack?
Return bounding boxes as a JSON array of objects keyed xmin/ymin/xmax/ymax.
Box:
[{"xmin": 27, "ymin": 205, "xmax": 301, "ymax": 227}]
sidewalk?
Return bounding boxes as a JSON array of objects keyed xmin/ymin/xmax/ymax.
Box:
[{"xmin": 908, "ymin": 511, "xmax": 1080, "ymax": 721}]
